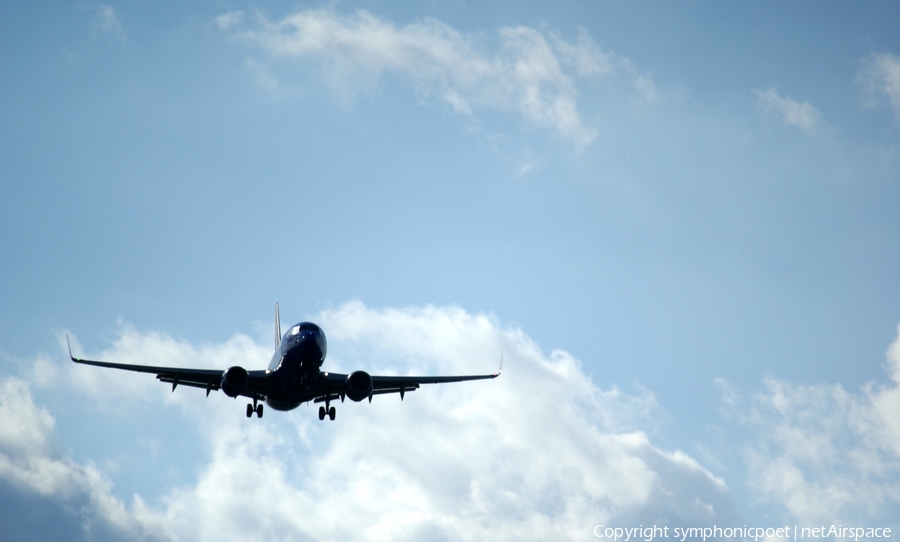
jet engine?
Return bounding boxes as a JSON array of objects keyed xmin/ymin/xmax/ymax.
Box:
[
  {"xmin": 220, "ymin": 366, "xmax": 249, "ymax": 397},
  {"xmin": 345, "ymin": 370, "xmax": 373, "ymax": 402}
]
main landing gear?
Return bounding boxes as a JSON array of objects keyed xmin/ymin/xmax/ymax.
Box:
[
  {"xmin": 246, "ymin": 398, "xmax": 263, "ymax": 418},
  {"xmin": 318, "ymin": 404, "xmax": 336, "ymax": 421}
]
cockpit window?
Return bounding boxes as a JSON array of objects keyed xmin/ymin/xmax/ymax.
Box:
[
  {"xmin": 288, "ymin": 323, "xmax": 320, "ymax": 336},
  {"xmin": 298, "ymin": 322, "xmax": 320, "ymax": 332}
]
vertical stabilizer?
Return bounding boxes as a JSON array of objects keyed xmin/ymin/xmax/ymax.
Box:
[{"xmin": 275, "ymin": 302, "xmax": 281, "ymax": 349}]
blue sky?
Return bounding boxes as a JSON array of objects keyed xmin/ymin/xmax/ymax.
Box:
[{"xmin": 2, "ymin": 1, "xmax": 900, "ymax": 540}]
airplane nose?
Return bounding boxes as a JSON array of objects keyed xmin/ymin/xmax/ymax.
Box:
[{"xmin": 300, "ymin": 335, "xmax": 324, "ymax": 360}]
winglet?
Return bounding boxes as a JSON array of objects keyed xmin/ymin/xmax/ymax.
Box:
[
  {"xmin": 495, "ymin": 350, "xmax": 503, "ymax": 377},
  {"xmin": 275, "ymin": 302, "xmax": 281, "ymax": 349},
  {"xmin": 66, "ymin": 333, "xmax": 77, "ymax": 362}
]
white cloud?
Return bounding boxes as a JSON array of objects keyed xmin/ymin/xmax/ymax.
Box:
[
  {"xmin": 720, "ymin": 326, "xmax": 900, "ymax": 527},
  {"xmin": 85, "ymin": 5, "xmax": 126, "ymax": 43},
  {"xmin": 514, "ymin": 151, "xmax": 540, "ymax": 177},
  {"xmin": 754, "ymin": 87, "xmax": 824, "ymax": 137},
  {"xmin": 550, "ymin": 28, "xmax": 614, "ymax": 78},
  {"xmin": 859, "ymin": 53, "xmax": 900, "ymax": 120},
  {"xmin": 0, "ymin": 377, "xmax": 162, "ymax": 541},
  {"xmin": 214, "ymin": 10, "xmax": 244, "ymax": 31},
  {"xmin": 6, "ymin": 301, "xmax": 735, "ymax": 540},
  {"xmin": 219, "ymin": 9, "xmax": 655, "ymax": 151}
]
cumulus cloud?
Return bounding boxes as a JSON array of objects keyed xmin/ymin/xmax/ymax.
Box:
[
  {"xmin": 754, "ymin": 87, "xmax": 824, "ymax": 137},
  {"xmin": 5, "ymin": 301, "xmax": 736, "ymax": 540},
  {"xmin": 217, "ymin": 9, "xmax": 655, "ymax": 150},
  {"xmin": 0, "ymin": 377, "xmax": 162, "ymax": 541},
  {"xmin": 859, "ymin": 53, "xmax": 900, "ymax": 120},
  {"xmin": 719, "ymin": 327, "xmax": 900, "ymax": 527}
]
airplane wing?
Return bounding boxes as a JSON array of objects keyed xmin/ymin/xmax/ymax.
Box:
[
  {"xmin": 313, "ymin": 369, "xmax": 501, "ymax": 404},
  {"xmin": 67, "ymin": 337, "xmax": 269, "ymax": 400}
]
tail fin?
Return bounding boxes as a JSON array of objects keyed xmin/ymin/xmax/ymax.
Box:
[{"xmin": 275, "ymin": 302, "xmax": 281, "ymax": 349}]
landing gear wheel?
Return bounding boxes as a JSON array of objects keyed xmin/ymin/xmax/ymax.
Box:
[
  {"xmin": 256, "ymin": 404, "xmax": 264, "ymax": 418},
  {"xmin": 246, "ymin": 404, "xmax": 253, "ymax": 418},
  {"xmin": 318, "ymin": 406, "xmax": 326, "ymax": 421},
  {"xmin": 328, "ymin": 406, "xmax": 336, "ymax": 421}
]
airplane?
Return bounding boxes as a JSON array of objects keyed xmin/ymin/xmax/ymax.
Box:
[{"xmin": 68, "ymin": 303, "xmax": 501, "ymax": 420}]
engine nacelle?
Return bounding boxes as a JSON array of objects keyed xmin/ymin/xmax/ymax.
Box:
[
  {"xmin": 220, "ymin": 366, "xmax": 249, "ymax": 397},
  {"xmin": 345, "ymin": 370, "xmax": 373, "ymax": 402}
]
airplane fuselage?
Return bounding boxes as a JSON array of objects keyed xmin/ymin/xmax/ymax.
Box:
[{"xmin": 265, "ymin": 322, "xmax": 328, "ymax": 411}]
